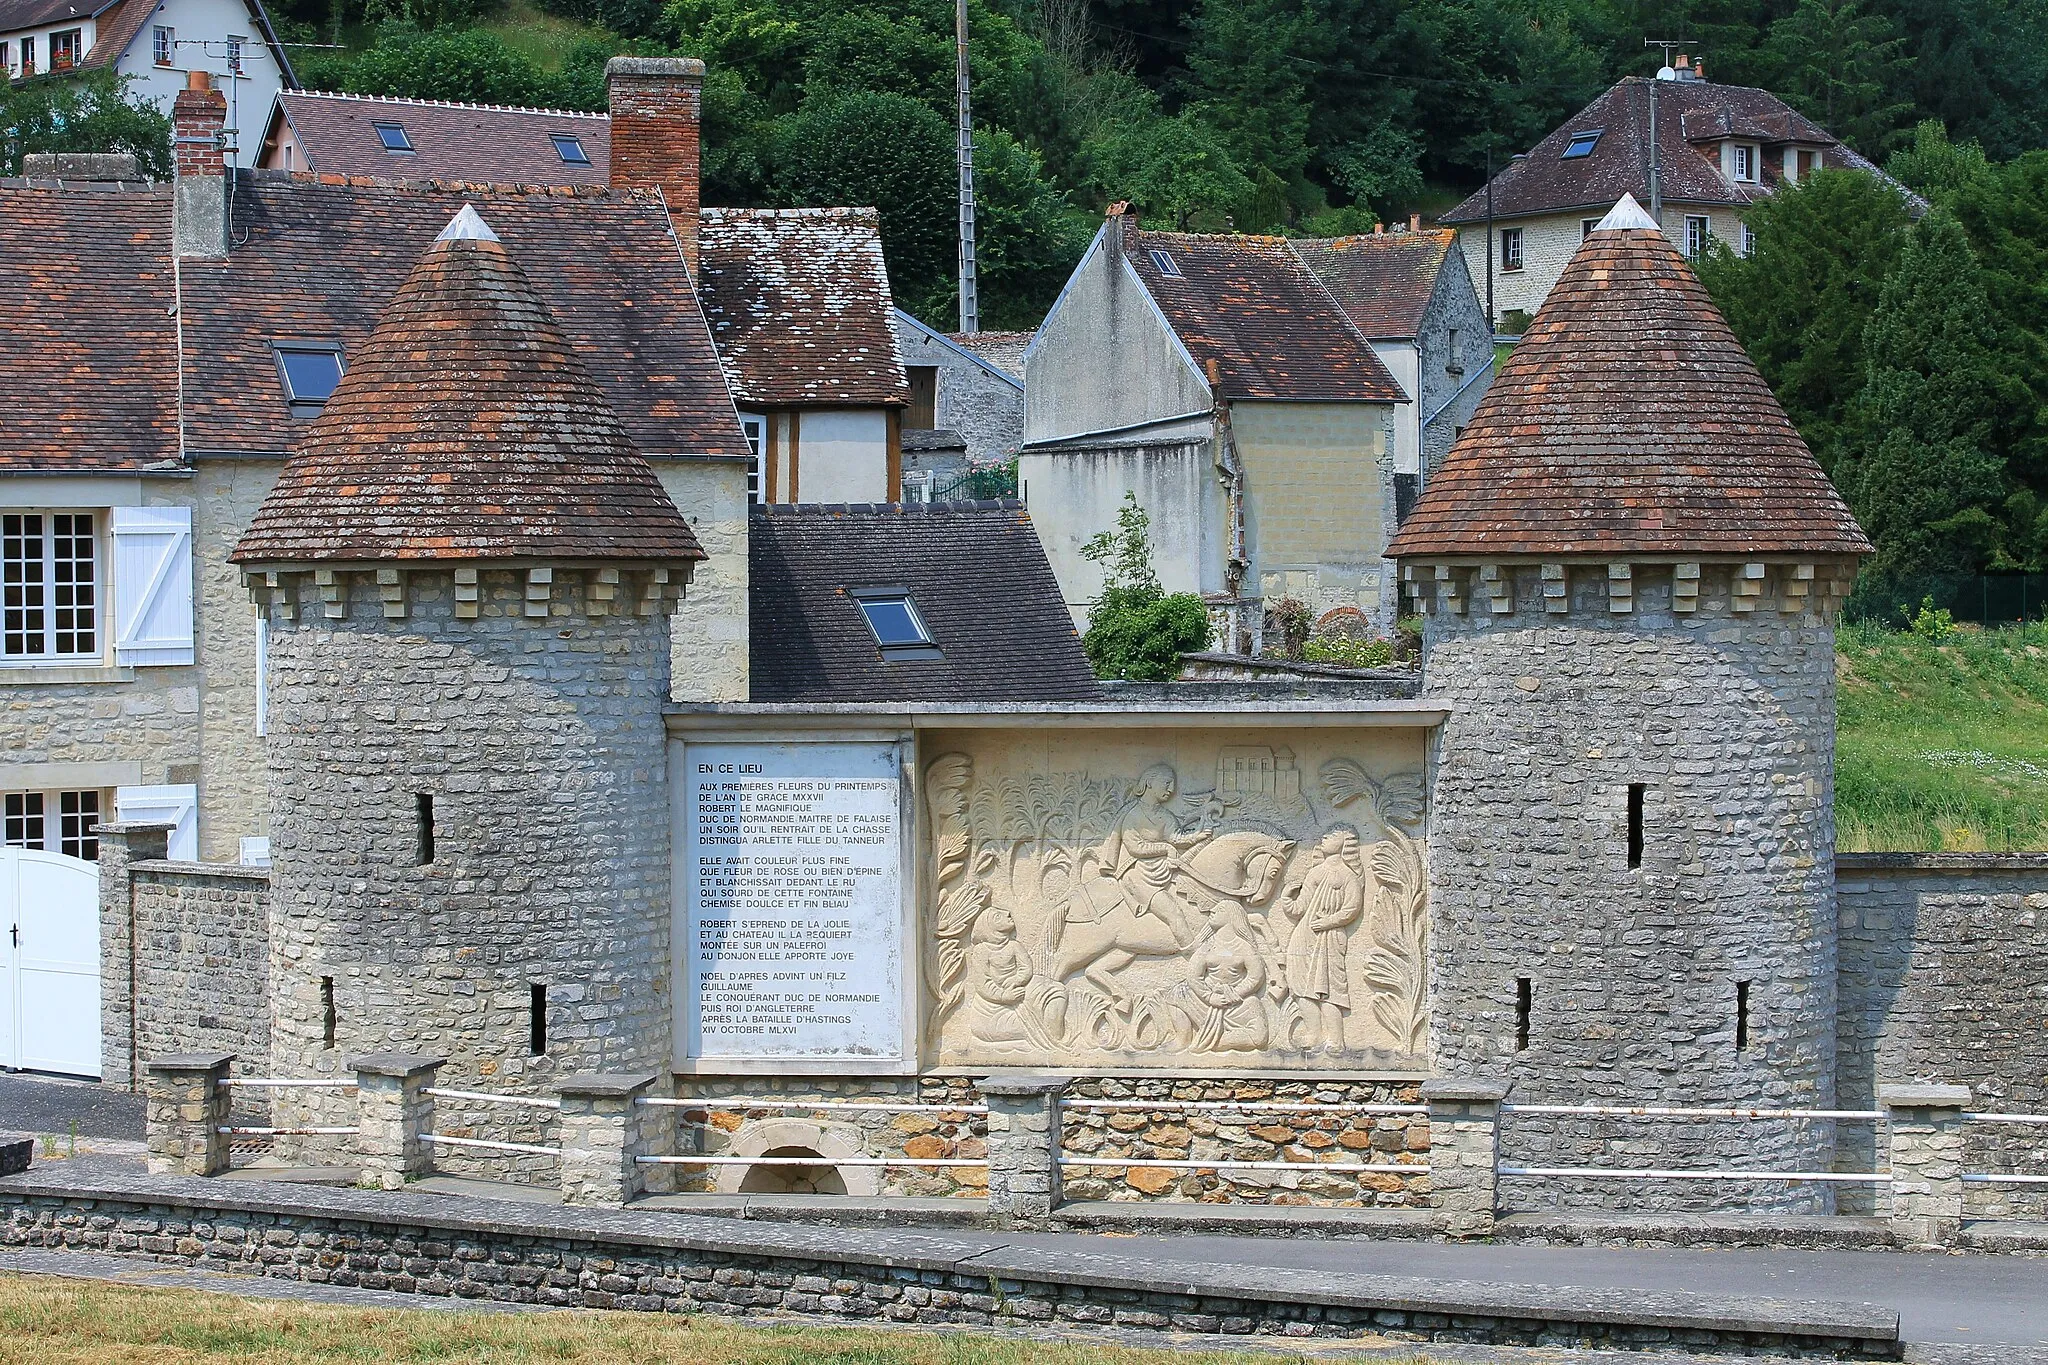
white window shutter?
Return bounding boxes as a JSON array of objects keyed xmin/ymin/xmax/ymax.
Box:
[
  {"xmin": 255, "ymin": 614, "xmax": 269, "ymax": 737},
  {"xmin": 115, "ymin": 783, "xmax": 199, "ymax": 861},
  {"xmin": 111, "ymin": 506, "xmax": 195, "ymax": 666}
]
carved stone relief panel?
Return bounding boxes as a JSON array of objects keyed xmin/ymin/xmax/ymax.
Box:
[{"xmin": 923, "ymin": 728, "xmax": 1429, "ymax": 1072}]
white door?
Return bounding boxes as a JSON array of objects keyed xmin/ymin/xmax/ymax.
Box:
[{"xmin": 0, "ymin": 848, "xmax": 101, "ymax": 1077}]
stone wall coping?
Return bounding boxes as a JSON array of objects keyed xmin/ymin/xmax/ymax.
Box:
[
  {"xmin": 1837, "ymin": 852, "xmax": 2048, "ymax": 871},
  {"xmin": 0, "ymin": 1159, "xmax": 1901, "ymax": 1342},
  {"xmin": 666, "ymin": 700, "xmax": 1451, "ymax": 729},
  {"xmin": 130, "ymin": 860, "xmax": 272, "ymax": 883},
  {"xmin": 975, "ymin": 1074, "xmax": 1072, "ymax": 1098},
  {"xmin": 348, "ymin": 1053, "xmax": 446, "ymax": 1079},
  {"xmin": 557, "ymin": 1071, "xmax": 661, "ymax": 1099},
  {"xmin": 144, "ymin": 1053, "xmax": 235, "ymax": 1074},
  {"xmin": 1420, "ymin": 1078, "xmax": 1509, "ymax": 1104},
  {"xmin": 1878, "ymin": 1084, "xmax": 1974, "ymax": 1110},
  {"xmin": 90, "ymin": 821, "xmax": 180, "ymax": 837}
]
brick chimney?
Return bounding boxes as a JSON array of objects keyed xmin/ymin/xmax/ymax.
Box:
[
  {"xmin": 172, "ymin": 70, "xmax": 228, "ymax": 259},
  {"xmin": 606, "ymin": 57, "xmax": 705, "ymax": 273}
]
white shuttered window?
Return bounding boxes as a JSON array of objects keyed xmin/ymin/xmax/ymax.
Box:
[{"xmin": 111, "ymin": 506, "xmax": 195, "ymax": 666}]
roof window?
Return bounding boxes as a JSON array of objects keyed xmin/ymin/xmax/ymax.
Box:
[
  {"xmin": 373, "ymin": 122, "xmax": 414, "ymax": 153},
  {"xmin": 849, "ymin": 588, "xmax": 941, "ymax": 660},
  {"xmin": 1561, "ymin": 130, "xmax": 1601, "ymax": 159},
  {"xmin": 1147, "ymin": 248, "xmax": 1182, "ymax": 277},
  {"xmin": 550, "ymin": 133, "xmax": 591, "ymax": 165},
  {"xmin": 273, "ymin": 343, "xmax": 345, "ymax": 416}
]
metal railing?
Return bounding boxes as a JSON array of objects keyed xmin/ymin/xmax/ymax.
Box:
[
  {"xmin": 1960, "ymin": 1111, "xmax": 2048, "ymax": 1187},
  {"xmin": 215, "ymin": 1077, "xmax": 360, "ymax": 1138},
  {"xmin": 1058, "ymin": 1096, "xmax": 1429, "ymax": 1177},
  {"xmin": 426, "ymin": 1086, "xmax": 561, "ymax": 1159}
]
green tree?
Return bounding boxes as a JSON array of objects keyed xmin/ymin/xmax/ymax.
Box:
[
  {"xmin": 1696, "ymin": 169, "xmax": 1913, "ymax": 471},
  {"xmin": 1331, "ymin": 119, "xmax": 1426, "ymax": 223},
  {"xmin": 1181, "ymin": 0, "xmax": 1314, "ymax": 222},
  {"xmin": 336, "ymin": 27, "xmax": 553, "ymax": 105},
  {"xmin": 1082, "ymin": 112, "xmax": 1251, "ymax": 230},
  {"xmin": 961, "ymin": 128, "xmax": 1094, "ymax": 330},
  {"xmin": 769, "ymin": 89, "xmax": 954, "ymax": 316},
  {"xmin": 1, "ymin": 70, "xmax": 171, "ymax": 179},
  {"xmin": 1763, "ymin": 0, "xmax": 1913, "ymax": 155},
  {"xmin": 1079, "ymin": 493, "xmax": 1211, "ymax": 681},
  {"xmin": 1837, "ymin": 212, "xmax": 2006, "ymax": 594}
]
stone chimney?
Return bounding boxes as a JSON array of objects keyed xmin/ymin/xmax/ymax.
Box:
[
  {"xmin": 605, "ymin": 56, "xmax": 704, "ymax": 274},
  {"xmin": 172, "ymin": 70, "xmax": 227, "ymax": 260},
  {"xmin": 21, "ymin": 151, "xmax": 142, "ymax": 181}
]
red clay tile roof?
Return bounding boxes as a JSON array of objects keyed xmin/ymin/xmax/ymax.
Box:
[
  {"xmin": 1385, "ymin": 213, "xmax": 1870, "ymax": 560},
  {"xmin": 267, "ymin": 93, "xmax": 610, "ymax": 187},
  {"xmin": 0, "ymin": 181, "xmax": 177, "ymax": 471},
  {"xmin": 1290, "ymin": 229, "xmax": 1456, "ymax": 340},
  {"xmin": 1122, "ymin": 222, "xmax": 1404, "ymax": 403},
  {"xmin": 0, "ymin": 0, "xmax": 109, "ymax": 29},
  {"xmin": 77, "ymin": 0, "xmax": 147, "ymax": 71},
  {"xmin": 698, "ymin": 207, "xmax": 907, "ymax": 409},
  {"xmin": 1440, "ymin": 78, "xmax": 1884, "ymax": 225},
  {"xmin": 180, "ymin": 174, "xmax": 747, "ymax": 461},
  {"xmin": 232, "ymin": 207, "xmax": 703, "ymax": 566}
]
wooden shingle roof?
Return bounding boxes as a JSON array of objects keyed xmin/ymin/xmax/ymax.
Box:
[
  {"xmin": 1386, "ymin": 198, "xmax": 1870, "ymax": 560},
  {"xmin": 232, "ymin": 206, "xmax": 703, "ymax": 566}
]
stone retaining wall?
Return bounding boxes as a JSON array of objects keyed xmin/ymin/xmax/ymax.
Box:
[{"xmin": 675, "ymin": 1075, "xmax": 987, "ymax": 1198}]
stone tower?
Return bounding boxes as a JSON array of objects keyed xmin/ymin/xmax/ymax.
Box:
[
  {"xmin": 1387, "ymin": 196, "xmax": 1871, "ymax": 1209},
  {"xmin": 232, "ymin": 205, "xmax": 705, "ymax": 1154}
]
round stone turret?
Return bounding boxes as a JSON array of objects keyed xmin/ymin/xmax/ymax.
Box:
[
  {"xmin": 1387, "ymin": 195, "xmax": 1871, "ymax": 1210},
  {"xmin": 232, "ymin": 205, "xmax": 705, "ymax": 1164}
]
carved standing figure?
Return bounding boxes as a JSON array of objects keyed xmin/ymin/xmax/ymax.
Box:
[{"xmin": 1285, "ymin": 826, "xmax": 1366, "ymax": 1052}]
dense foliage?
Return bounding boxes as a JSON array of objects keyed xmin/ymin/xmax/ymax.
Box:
[
  {"xmin": 266, "ymin": 0, "xmax": 2048, "ymax": 328},
  {"xmin": 1078, "ymin": 493, "xmax": 1211, "ymax": 681},
  {"xmin": 1, "ymin": 71, "xmax": 172, "ymax": 178},
  {"xmin": 1700, "ymin": 123, "xmax": 2048, "ymax": 613}
]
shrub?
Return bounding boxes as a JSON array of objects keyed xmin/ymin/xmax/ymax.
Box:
[
  {"xmin": 1079, "ymin": 492, "xmax": 1211, "ymax": 680},
  {"xmin": 1303, "ymin": 634, "xmax": 1394, "ymax": 668}
]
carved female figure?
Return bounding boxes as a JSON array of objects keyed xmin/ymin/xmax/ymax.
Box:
[
  {"xmin": 1285, "ymin": 826, "xmax": 1366, "ymax": 1052},
  {"xmin": 967, "ymin": 903, "xmax": 1063, "ymax": 1048},
  {"xmin": 1185, "ymin": 896, "xmax": 1270, "ymax": 1052}
]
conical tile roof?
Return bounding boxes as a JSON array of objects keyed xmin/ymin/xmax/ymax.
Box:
[
  {"xmin": 1386, "ymin": 196, "xmax": 1870, "ymax": 560},
  {"xmin": 233, "ymin": 206, "xmax": 705, "ymax": 566}
]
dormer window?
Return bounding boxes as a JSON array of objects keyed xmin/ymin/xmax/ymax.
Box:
[
  {"xmin": 1730, "ymin": 143, "xmax": 1758, "ymax": 182},
  {"xmin": 1561, "ymin": 129, "xmax": 1601, "ymax": 159},
  {"xmin": 550, "ymin": 133, "xmax": 591, "ymax": 165},
  {"xmin": 849, "ymin": 587, "xmax": 941, "ymax": 661},
  {"xmin": 374, "ymin": 122, "xmax": 414, "ymax": 153},
  {"xmin": 274, "ymin": 342, "xmax": 345, "ymax": 417}
]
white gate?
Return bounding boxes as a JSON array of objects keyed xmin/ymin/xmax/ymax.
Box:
[{"xmin": 0, "ymin": 848, "xmax": 101, "ymax": 1077}]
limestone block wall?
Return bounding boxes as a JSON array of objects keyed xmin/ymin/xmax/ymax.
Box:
[
  {"xmin": 192, "ymin": 458, "xmax": 282, "ymax": 862},
  {"xmin": 1419, "ymin": 561, "xmax": 1847, "ymax": 1210},
  {"xmin": 261, "ymin": 570, "xmax": 676, "ymax": 1175},
  {"xmin": 1834, "ymin": 854, "xmax": 2048, "ymax": 1216},
  {"xmin": 655, "ymin": 458, "xmax": 749, "ymax": 703},
  {"xmin": 132, "ymin": 862, "xmax": 272, "ymax": 1075}
]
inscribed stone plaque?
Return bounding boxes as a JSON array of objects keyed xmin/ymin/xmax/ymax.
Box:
[{"xmin": 682, "ymin": 741, "xmax": 904, "ymax": 1064}]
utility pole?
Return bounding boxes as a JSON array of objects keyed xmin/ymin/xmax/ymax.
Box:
[
  {"xmin": 955, "ymin": 0, "xmax": 979, "ymax": 335},
  {"xmin": 1483, "ymin": 136, "xmax": 1495, "ymax": 333},
  {"xmin": 1644, "ymin": 39, "xmax": 1690, "ymax": 226}
]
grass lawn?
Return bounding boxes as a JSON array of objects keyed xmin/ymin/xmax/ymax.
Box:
[
  {"xmin": 481, "ymin": 0, "xmax": 612, "ymax": 72},
  {"xmin": 1834, "ymin": 620, "xmax": 2048, "ymax": 852},
  {"xmin": 0, "ymin": 1273, "xmax": 1314, "ymax": 1364}
]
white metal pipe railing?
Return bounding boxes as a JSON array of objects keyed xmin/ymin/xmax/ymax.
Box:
[
  {"xmin": 425, "ymin": 1088, "xmax": 561, "ymax": 1111},
  {"xmin": 637, "ymin": 1098, "xmax": 986, "ymax": 1114},
  {"xmin": 1061, "ymin": 1158, "xmax": 1426, "ymax": 1174},
  {"xmin": 1962, "ymin": 1173, "xmax": 2048, "ymax": 1185},
  {"xmin": 1962, "ymin": 1112, "xmax": 2048, "ymax": 1125},
  {"xmin": 1500, "ymin": 1104, "xmax": 1882, "ymax": 1120},
  {"xmin": 1500, "ymin": 1166, "xmax": 1892, "ymax": 1183},
  {"xmin": 218, "ymin": 1078, "xmax": 357, "ymax": 1089},
  {"xmin": 637, "ymin": 1154, "xmax": 984, "ymax": 1168},
  {"xmin": 1063, "ymin": 1099, "xmax": 1425, "ymax": 1115},
  {"xmin": 217, "ymin": 1125, "xmax": 359, "ymax": 1136},
  {"xmin": 428, "ymin": 1133, "xmax": 558, "ymax": 1157}
]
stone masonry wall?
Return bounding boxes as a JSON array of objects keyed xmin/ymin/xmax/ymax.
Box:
[
  {"xmin": 192, "ymin": 458, "xmax": 283, "ymax": 862},
  {"xmin": 890, "ymin": 314, "xmax": 1026, "ymax": 467},
  {"xmin": 1834, "ymin": 854, "xmax": 2048, "ymax": 1217},
  {"xmin": 674, "ymin": 1075, "xmax": 987, "ymax": 1198},
  {"xmin": 261, "ymin": 570, "xmax": 675, "ymax": 1178},
  {"xmin": 131, "ymin": 861, "xmax": 272, "ymax": 1076},
  {"xmin": 1421, "ymin": 561, "xmax": 1846, "ymax": 1211}
]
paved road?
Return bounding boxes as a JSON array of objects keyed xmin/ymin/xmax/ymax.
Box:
[
  {"xmin": 0, "ymin": 1072, "xmax": 142, "ymax": 1142},
  {"xmin": 1002, "ymin": 1230, "xmax": 2048, "ymax": 1351}
]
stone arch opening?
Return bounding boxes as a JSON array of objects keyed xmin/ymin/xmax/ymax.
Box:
[
  {"xmin": 738, "ymin": 1145, "xmax": 848, "ymax": 1195},
  {"xmin": 708, "ymin": 1116, "xmax": 882, "ymax": 1196}
]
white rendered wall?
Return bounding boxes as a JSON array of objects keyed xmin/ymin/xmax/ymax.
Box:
[
  {"xmin": 1370, "ymin": 340, "xmax": 1421, "ymax": 476},
  {"xmin": 792, "ymin": 409, "xmax": 890, "ymax": 504},
  {"xmin": 112, "ymin": 0, "xmax": 283, "ymax": 168}
]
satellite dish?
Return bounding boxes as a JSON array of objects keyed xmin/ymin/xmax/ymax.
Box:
[{"xmin": 1656, "ymin": 65, "xmax": 1677, "ymax": 80}]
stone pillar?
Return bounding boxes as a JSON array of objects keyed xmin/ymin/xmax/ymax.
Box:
[
  {"xmin": 352, "ymin": 1053, "xmax": 443, "ymax": 1191},
  {"xmin": 95, "ymin": 821, "xmax": 176, "ymax": 1090},
  {"xmin": 979, "ymin": 1074, "xmax": 1068, "ymax": 1220},
  {"xmin": 558, "ymin": 1072, "xmax": 664, "ymax": 1207},
  {"xmin": 1421, "ymin": 1077, "xmax": 1508, "ymax": 1237},
  {"xmin": 144, "ymin": 1052, "xmax": 234, "ymax": 1176},
  {"xmin": 1881, "ymin": 1083, "xmax": 1971, "ymax": 1247}
]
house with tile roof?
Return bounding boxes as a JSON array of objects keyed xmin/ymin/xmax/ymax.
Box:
[
  {"xmin": 2, "ymin": 0, "xmax": 294, "ymax": 167},
  {"xmin": 253, "ymin": 92, "xmax": 912, "ymax": 506},
  {"xmin": 1022, "ymin": 207, "xmax": 1407, "ymax": 647},
  {"xmin": 1440, "ymin": 57, "xmax": 1906, "ymax": 329},
  {"xmin": 1291, "ymin": 227, "xmax": 1494, "ymax": 506}
]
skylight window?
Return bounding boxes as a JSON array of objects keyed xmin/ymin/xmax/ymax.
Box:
[
  {"xmin": 849, "ymin": 588, "xmax": 940, "ymax": 660},
  {"xmin": 1148, "ymin": 248, "xmax": 1182, "ymax": 277},
  {"xmin": 274, "ymin": 343, "xmax": 345, "ymax": 417},
  {"xmin": 1561, "ymin": 129, "xmax": 1602, "ymax": 159},
  {"xmin": 374, "ymin": 122, "xmax": 414, "ymax": 153},
  {"xmin": 550, "ymin": 133, "xmax": 591, "ymax": 165}
]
